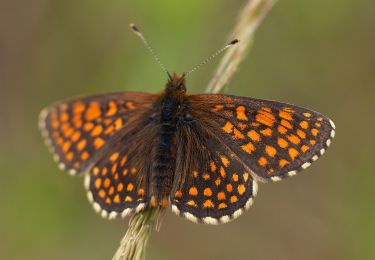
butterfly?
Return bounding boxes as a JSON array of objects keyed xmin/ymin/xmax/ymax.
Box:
[
  {"xmin": 39, "ymin": 25, "xmax": 335, "ymax": 224},
  {"xmin": 39, "ymin": 71, "xmax": 335, "ymax": 224}
]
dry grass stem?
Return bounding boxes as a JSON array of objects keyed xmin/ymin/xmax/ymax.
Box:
[{"xmin": 206, "ymin": 0, "xmax": 278, "ymax": 94}]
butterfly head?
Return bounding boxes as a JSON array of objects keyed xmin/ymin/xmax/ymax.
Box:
[{"xmin": 166, "ymin": 72, "xmax": 186, "ymax": 92}]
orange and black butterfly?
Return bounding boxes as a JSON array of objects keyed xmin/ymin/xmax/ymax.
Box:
[{"xmin": 39, "ymin": 25, "xmax": 335, "ymax": 224}]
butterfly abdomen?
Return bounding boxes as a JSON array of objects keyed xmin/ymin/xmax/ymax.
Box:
[{"xmin": 152, "ymin": 89, "xmax": 185, "ymax": 205}]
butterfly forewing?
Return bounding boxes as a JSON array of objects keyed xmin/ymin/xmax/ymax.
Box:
[
  {"xmin": 188, "ymin": 94, "xmax": 335, "ymax": 182},
  {"xmin": 39, "ymin": 92, "xmax": 157, "ymax": 175},
  {"xmin": 170, "ymin": 120, "xmax": 257, "ymax": 224}
]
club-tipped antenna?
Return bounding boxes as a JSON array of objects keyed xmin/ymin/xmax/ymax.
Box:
[
  {"xmin": 130, "ymin": 23, "xmax": 170, "ymax": 78},
  {"xmin": 185, "ymin": 39, "xmax": 239, "ymax": 77}
]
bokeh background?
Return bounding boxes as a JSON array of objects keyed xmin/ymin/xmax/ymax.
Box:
[{"xmin": 1, "ymin": 0, "xmax": 374, "ymax": 259}]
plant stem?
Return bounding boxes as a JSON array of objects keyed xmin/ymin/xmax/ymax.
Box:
[{"xmin": 206, "ymin": 0, "xmax": 277, "ymax": 94}]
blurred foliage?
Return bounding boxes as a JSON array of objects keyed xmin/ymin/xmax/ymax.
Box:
[{"xmin": 0, "ymin": 0, "xmax": 374, "ymax": 259}]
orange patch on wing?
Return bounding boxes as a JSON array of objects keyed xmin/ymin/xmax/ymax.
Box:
[
  {"xmin": 279, "ymin": 159, "xmax": 289, "ymax": 168},
  {"xmin": 236, "ymin": 106, "xmax": 248, "ymax": 121},
  {"xmin": 218, "ymin": 202, "xmax": 228, "ymax": 209},
  {"xmin": 226, "ymin": 184, "xmax": 233, "ymax": 192},
  {"xmin": 256, "ymin": 112, "xmax": 275, "ymax": 127},
  {"xmin": 220, "ymin": 167, "xmax": 226, "ymax": 178},
  {"xmin": 81, "ymin": 151, "xmax": 89, "ymax": 161},
  {"xmin": 83, "ymin": 122, "xmax": 94, "ymax": 131},
  {"xmin": 124, "ymin": 196, "xmax": 133, "ymax": 202},
  {"xmin": 113, "ymin": 194, "xmax": 120, "ymax": 203},
  {"xmin": 279, "ymin": 111, "xmax": 293, "ymax": 120},
  {"xmin": 103, "ymin": 178, "xmax": 111, "ymax": 188},
  {"xmin": 138, "ymin": 189, "xmax": 145, "ymax": 196},
  {"xmin": 260, "ymin": 128, "xmax": 272, "ymax": 137},
  {"xmin": 233, "ymin": 128, "xmax": 245, "ymax": 139},
  {"xmin": 212, "ymin": 105, "xmax": 224, "ymax": 111},
  {"xmin": 126, "ymin": 102, "xmax": 135, "ymax": 110},
  {"xmin": 232, "ymin": 173, "xmax": 239, "ymax": 182},
  {"xmin": 104, "ymin": 125, "xmax": 114, "ymax": 135},
  {"xmin": 277, "ymin": 137, "xmax": 289, "ymax": 148},
  {"xmin": 220, "ymin": 156, "xmax": 230, "ymax": 167},
  {"xmin": 175, "ymin": 191, "xmax": 182, "ymax": 198},
  {"xmin": 258, "ymin": 157, "xmax": 268, "ymax": 167},
  {"xmin": 127, "ymin": 183, "xmax": 134, "ymax": 192},
  {"xmin": 310, "ymin": 140, "xmax": 316, "ymax": 145},
  {"xmin": 187, "ymin": 200, "xmax": 198, "ymax": 207},
  {"xmin": 91, "ymin": 125, "xmax": 103, "ymax": 137},
  {"xmin": 237, "ymin": 184, "xmax": 246, "ymax": 195},
  {"xmin": 94, "ymin": 178, "xmax": 102, "ymax": 189},
  {"xmin": 230, "ymin": 195, "xmax": 238, "ymax": 203},
  {"xmin": 210, "ymin": 161, "xmax": 217, "ymax": 172},
  {"xmin": 288, "ymin": 134, "xmax": 301, "ymax": 145},
  {"xmin": 71, "ymin": 131, "xmax": 81, "ymax": 142},
  {"xmin": 278, "ymin": 125, "xmax": 288, "ymax": 134},
  {"xmin": 73, "ymin": 102, "xmax": 85, "ymax": 114},
  {"xmin": 241, "ymin": 142, "xmax": 255, "ymax": 154},
  {"xmin": 203, "ymin": 173, "xmax": 210, "ymax": 180},
  {"xmin": 223, "ymin": 121, "xmax": 234, "ymax": 133},
  {"xmin": 248, "ymin": 130, "xmax": 261, "ymax": 142},
  {"xmin": 281, "ymin": 119, "xmax": 293, "ymax": 129},
  {"xmin": 117, "ymin": 183, "xmax": 124, "ymax": 192},
  {"xmin": 101, "ymin": 167, "xmax": 108, "ymax": 176},
  {"xmin": 243, "ymin": 173, "xmax": 249, "ymax": 182},
  {"xmin": 106, "ymin": 101, "xmax": 117, "ymax": 117},
  {"xmin": 217, "ymin": 192, "xmax": 226, "ymax": 200},
  {"xmin": 288, "ymin": 148, "xmax": 299, "ymax": 160},
  {"xmin": 110, "ymin": 152, "xmax": 119, "ymax": 162},
  {"xmin": 265, "ymin": 145, "xmax": 277, "ymax": 157},
  {"xmin": 296, "ymin": 129, "xmax": 306, "ymax": 139},
  {"xmin": 85, "ymin": 102, "xmax": 101, "ymax": 120},
  {"xmin": 215, "ymin": 178, "xmax": 221, "ymax": 186},
  {"xmin": 60, "ymin": 112, "xmax": 69, "ymax": 122},
  {"xmin": 311, "ymin": 128, "xmax": 319, "ymax": 136},
  {"xmin": 114, "ymin": 118, "xmax": 123, "ymax": 130},
  {"xmin": 62, "ymin": 141, "xmax": 71, "ymax": 153},
  {"xmin": 92, "ymin": 167, "xmax": 100, "ymax": 176},
  {"xmin": 303, "ymin": 112, "xmax": 312, "ymax": 118},
  {"xmin": 203, "ymin": 200, "xmax": 214, "ymax": 208},
  {"xmin": 300, "ymin": 121, "xmax": 309, "ymax": 129},
  {"xmin": 94, "ymin": 137, "xmax": 105, "ymax": 149},
  {"xmin": 66, "ymin": 152, "xmax": 73, "ymax": 161},
  {"xmin": 301, "ymin": 145, "xmax": 310, "ymax": 152},
  {"xmin": 98, "ymin": 189, "xmax": 106, "ymax": 198},
  {"xmin": 203, "ymin": 188, "xmax": 212, "ymax": 197},
  {"xmin": 189, "ymin": 187, "xmax": 198, "ymax": 196}
]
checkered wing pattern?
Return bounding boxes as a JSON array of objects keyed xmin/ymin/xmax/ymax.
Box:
[
  {"xmin": 170, "ymin": 122, "xmax": 257, "ymax": 224},
  {"xmin": 85, "ymin": 115, "xmax": 159, "ymax": 219},
  {"xmin": 188, "ymin": 94, "xmax": 335, "ymax": 182},
  {"xmin": 39, "ymin": 92, "xmax": 157, "ymax": 175}
]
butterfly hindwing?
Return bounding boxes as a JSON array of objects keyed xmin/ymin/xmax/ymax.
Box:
[
  {"xmin": 170, "ymin": 121, "xmax": 257, "ymax": 224},
  {"xmin": 85, "ymin": 114, "xmax": 159, "ymax": 219},
  {"xmin": 188, "ymin": 94, "xmax": 335, "ymax": 182},
  {"xmin": 39, "ymin": 92, "xmax": 157, "ymax": 175}
]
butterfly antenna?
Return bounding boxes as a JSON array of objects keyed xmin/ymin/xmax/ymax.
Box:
[
  {"xmin": 185, "ymin": 39, "xmax": 239, "ymax": 77},
  {"xmin": 130, "ymin": 23, "xmax": 171, "ymax": 78}
]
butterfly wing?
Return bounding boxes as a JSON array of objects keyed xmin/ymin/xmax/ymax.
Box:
[
  {"xmin": 170, "ymin": 119, "xmax": 258, "ymax": 224},
  {"xmin": 187, "ymin": 94, "xmax": 335, "ymax": 182},
  {"xmin": 39, "ymin": 92, "xmax": 157, "ymax": 175},
  {"xmin": 85, "ymin": 114, "xmax": 159, "ymax": 219}
]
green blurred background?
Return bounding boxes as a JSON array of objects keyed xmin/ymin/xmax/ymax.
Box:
[{"xmin": 1, "ymin": 0, "xmax": 374, "ymax": 259}]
